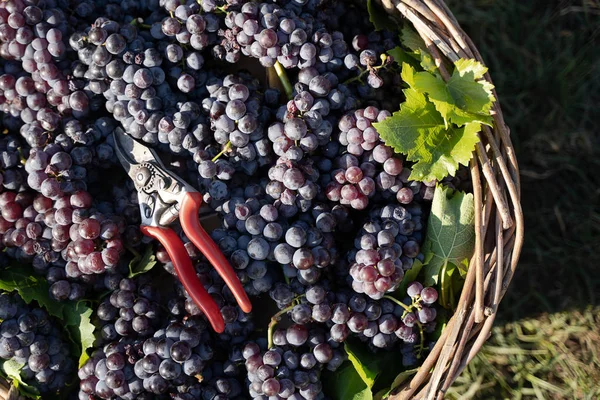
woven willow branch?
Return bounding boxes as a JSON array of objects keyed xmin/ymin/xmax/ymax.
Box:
[{"xmin": 376, "ymin": 0, "xmax": 524, "ymax": 399}]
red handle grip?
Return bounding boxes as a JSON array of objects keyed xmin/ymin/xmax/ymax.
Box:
[
  {"xmin": 180, "ymin": 192, "xmax": 252, "ymax": 313},
  {"xmin": 140, "ymin": 225, "xmax": 225, "ymax": 333}
]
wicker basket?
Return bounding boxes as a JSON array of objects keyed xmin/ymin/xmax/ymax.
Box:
[
  {"xmin": 0, "ymin": 379, "xmax": 17, "ymax": 400},
  {"xmin": 375, "ymin": 0, "xmax": 524, "ymax": 399},
  {"xmin": 0, "ymin": 1, "xmax": 522, "ymax": 399}
]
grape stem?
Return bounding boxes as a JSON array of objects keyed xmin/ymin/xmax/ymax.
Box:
[
  {"xmin": 124, "ymin": 244, "xmax": 141, "ymax": 259},
  {"xmin": 383, "ymin": 296, "xmax": 427, "ymax": 358},
  {"xmin": 415, "ymin": 321, "xmax": 425, "ymax": 358},
  {"xmin": 267, "ymin": 303, "xmax": 296, "ymax": 349},
  {"xmin": 343, "ymin": 54, "xmax": 390, "ymax": 85},
  {"xmin": 266, "ymin": 294, "xmax": 305, "ymax": 348},
  {"xmin": 212, "ymin": 141, "xmax": 232, "ymax": 162},
  {"xmin": 130, "ymin": 19, "xmax": 151, "ymax": 29},
  {"xmin": 272, "ymin": 61, "xmax": 294, "ymax": 100},
  {"xmin": 382, "ymin": 295, "xmax": 413, "ymax": 312}
]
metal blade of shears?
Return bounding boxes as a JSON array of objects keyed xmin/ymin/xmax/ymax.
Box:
[{"xmin": 113, "ymin": 128, "xmax": 165, "ymax": 183}]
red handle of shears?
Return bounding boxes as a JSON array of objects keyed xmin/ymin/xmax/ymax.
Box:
[
  {"xmin": 140, "ymin": 225, "xmax": 226, "ymax": 333},
  {"xmin": 180, "ymin": 192, "xmax": 252, "ymax": 313}
]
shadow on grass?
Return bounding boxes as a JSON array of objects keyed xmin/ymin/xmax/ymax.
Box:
[{"xmin": 446, "ymin": 0, "xmax": 600, "ymax": 321}]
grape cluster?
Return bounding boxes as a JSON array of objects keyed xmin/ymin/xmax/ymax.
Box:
[
  {"xmin": 79, "ymin": 298, "xmax": 216, "ymax": 398},
  {"xmin": 213, "ymin": 194, "xmax": 281, "ymax": 296},
  {"xmin": 0, "ymin": 190, "xmax": 125, "ymax": 301},
  {"xmin": 274, "ymin": 210, "xmax": 339, "ymax": 278},
  {"xmin": 199, "ymin": 73, "xmax": 273, "ymax": 174},
  {"xmin": 0, "ymin": 0, "xmax": 448, "ymax": 398},
  {"xmin": 95, "ymin": 278, "xmax": 161, "ymax": 342},
  {"xmin": 0, "ymin": 292, "xmax": 75, "ymax": 396},
  {"xmin": 325, "ymin": 106, "xmax": 411, "ymax": 210},
  {"xmin": 243, "ymin": 328, "xmax": 345, "ymax": 399},
  {"xmin": 348, "ymin": 204, "xmax": 425, "ymax": 299}
]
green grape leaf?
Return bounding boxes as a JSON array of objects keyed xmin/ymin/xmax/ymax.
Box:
[
  {"xmin": 0, "ymin": 264, "xmax": 96, "ymax": 370},
  {"xmin": 373, "ymin": 63, "xmax": 481, "ymax": 182},
  {"xmin": 399, "ymin": 26, "xmax": 438, "ymax": 74},
  {"xmin": 431, "ymin": 308, "xmax": 449, "ymax": 341},
  {"xmin": 64, "ymin": 302, "xmax": 95, "ymax": 368},
  {"xmin": 323, "ymin": 362, "xmax": 374, "ymax": 400},
  {"xmin": 439, "ymin": 261, "xmax": 468, "ymax": 310},
  {"xmin": 374, "ymin": 368, "xmax": 419, "ymax": 400},
  {"xmin": 344, "ymin": 340, "xmax": 379, "ymax": 388},
  {"xmin": 128, "ymin": 245, "xmax": 157, "ymax": 278},
  {"xmin": 412, "ymin": 58, "xmax": 496, "ymax": 127},
  {"xmin": 0, "ymin": 265, "xmax": 65, "ymax": 319},
  {"xmin": 367, "ymin": 0, "xmax": 397, "ymax": 32},
  {"xmin": 400, "ymin": 26, "xmax": 427, "ymax": 53},
  {"xmin": 0, "ymin": 359, "xmax": 41, "ymax": 399},
  {"xmin": 422, "ymin": 185, "xmax": 475, "ymax": 287},
  {"xmin": 387, "ymin": 47, "xmax": 421, "ymax": 71}
]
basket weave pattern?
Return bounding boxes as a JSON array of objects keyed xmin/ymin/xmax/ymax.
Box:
[
  {"xmin": 376, "ymin": 0, "xmax": 524, "ymax": 398},
  {"xmin": 0, "ymin": 2, "xmax": 522, "ymax": 399}
]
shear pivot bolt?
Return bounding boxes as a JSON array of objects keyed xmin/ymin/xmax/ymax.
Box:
[{"xmin": 136, "ymin": 167, "xmax": 152, "ymax": 186}]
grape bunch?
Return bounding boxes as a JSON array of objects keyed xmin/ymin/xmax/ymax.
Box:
[
  {"xmin": 0, "ymin": 188, "xmax": 126, "ymax": 301},
  {"xmin": 79, "ymin": 306, "xmax": 216, "ymax": 398},
  {"xmin": 95, "ymin": 277, "xmax": 162, "ymax": 342},
  {"xmin": 0, "ymin": 0, "xmax": 451, "ymax": 398},
  {"xmin": 325, "ymin": 106, "xmax": 410, "ymax": 210},
  {"xmin": 273, "ymin": 212, "xmax": 339, "ymax": 281},
  {"xmin": 348, "ymin": 204, "xmax": 425, "ymax": 299},
  {"xmin": 200, "ymin": 73, "xmax": 273, "ymax": 174},
  {"xmin": 0, "ymin": 292, "xmax": 75, "ymax": 396},
  {"xmin": 393, "ymin": 282, "xmax": 439, "ymax": 365},
  {"xmin": 243, "ymin": 327, "xmax": 345, "ymax": 399}
]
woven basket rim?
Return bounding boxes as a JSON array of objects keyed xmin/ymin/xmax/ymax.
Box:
[{"xmin": 374, "ymin": 0, "xmax": 524, "ymax": 398}]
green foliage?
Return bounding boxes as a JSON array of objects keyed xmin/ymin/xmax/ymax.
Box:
[
  {"xmin": 0, "ymin": 264, "xmax": 96, "ymax": 373},
  {"xmin": 374, "ymin": 63, "xmax": 481, "ymax": 182},
  {"xmin": 0, "ymin": 359, "xmax": 41, "ymax": 399},
  {"xmin": 128, "ymin": 244, "xmax": 158, "ymax": 278},
  {"xmin": 367, "ymin": 0, "xmax": 397, "ymax": 32},
  {"xmin": 324, "ymin": 339, "xmax": 406, "ymax": 400},
  {"xmin": 439, "ymin": 261, "xmax": 466, "ymax": 310},
  {"xmin": 399, "ymin": 26, "xmax": 438, "ymax": 74},
  {"xmin": 64, "ymin": 302, "xmax": 95, "ymax": 368},
  {"xmin": 374, "ymin": 368, "xmax": 419, "ymax": 400},
  {"xmin": 0, "ymin": 266, "xmax": 64, "ymax": 319},
  {"xmin": 422, "ymin": 185, "xmax": 475, "ymax": 289},
  {"xmin": 325, "ymin": 362, "xmax": 373, "ymax": 400},
  {"xmin": 387, "ymin": 47, "xmax": 421, "ymax": 71},
  {"xmin": 412, "ymin": 59, "xmax": 495, "ymax": 127},
  {"xmin": 345, "ymin": 340, "xmax": 380, "ymax": 388}
]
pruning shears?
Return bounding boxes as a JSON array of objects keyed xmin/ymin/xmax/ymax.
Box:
[{"xmin": 113, "ymin": 129, "xmax": 251, "ymax": 333}]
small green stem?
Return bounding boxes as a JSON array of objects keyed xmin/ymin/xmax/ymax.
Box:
[
  {"xmin": 415, "ymin": 321, "xmax": 426, "ymax": 358},
  {"xmin": 130, "ymin": 19, "xmax": 151, "ymax": 29},
  {"xmin": 125, "ymin": 244, "xmax": 141, "ymax": 259},
  {"xmin": 267, "ymin": 304, "xmax": 295, "ymax": 349},
  {"xmin": 383, "ymin": 295, "xmax": 413, "ymax": 312},
  {"xmin": 272, "ymin": 61, "xmax": 294, "ymax": 100},
  {"xmin": 212, "ymin": 142, "xmax": 232, "ymax": 162},
  {"xmin": 343, "ymin": 54, "xmax": 390, "ymax": 85}
]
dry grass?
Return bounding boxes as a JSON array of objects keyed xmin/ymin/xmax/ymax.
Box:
[{"xmin": 447, "ymin": 307, "xmax": 600, "ymax": 400}]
